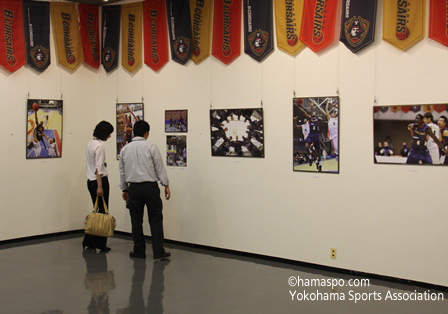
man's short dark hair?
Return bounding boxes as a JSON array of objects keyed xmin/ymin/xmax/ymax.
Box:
[
  {"xmin": 440, "ymin": 115, "xmax": 448, "ymax": 125},
  {"xmin": 93, "ymin": 121, "xmax": 114, "ymax": 140},
  {"xmin": 133, "ymin": 120, "xmax": 150, "ymax": 137},
  {"xmin": 423, "ymin": 112, "xmax": 434, "ymax": 122}
]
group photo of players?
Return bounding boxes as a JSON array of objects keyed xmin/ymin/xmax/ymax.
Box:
[
  {"xmin": 210, "ymin": 108, "xmax": 264, "ymax": 157},
  {"xmin": 166, "ymin": 135, "xmax": 187, "ymax": 167},
  {"xmin": 374, "ymin": 105, "xmax": 448, "ymax": 166},
  {"xmin": 116, "ymin": 103, "xmax": 144, "ymax": 159},
  {"xmin": 165, "ymin": 110, "xmax": 188, "ymax": 132},
  {"xmin": 293, "ymin": 97, "xmax": 339, "ymax": 173},
  {"xmin": 26, "ymin": 99, "xmax": 63, "ymax": 159}
]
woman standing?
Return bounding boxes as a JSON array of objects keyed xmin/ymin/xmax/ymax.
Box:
[{"xmin": 83, "ymin": 121, "xmax": 114, "ymax": 251}]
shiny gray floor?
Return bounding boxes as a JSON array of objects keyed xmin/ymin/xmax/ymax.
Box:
[{"xmin": 0, "ymin": 234, "xmax": 446, "ymax": 314}]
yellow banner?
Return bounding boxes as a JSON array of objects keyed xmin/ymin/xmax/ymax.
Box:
[
  {"xmin": 274, "ymin": 0, "xmax": 305, "ymax": 55},
  {"xmin": 122, "ymin": 3, "xmax": 142, "ymax": 72},
  {"xmin": 383, "ymin": 0, "xmax": 425, "ymax": 50},
  {"xmin": 190, "ymin": 0, "xmax": 212, "ymax": 64},
  {"xmin": 50, "ymin": 3, "xmax": 83, "ymax": 70}
]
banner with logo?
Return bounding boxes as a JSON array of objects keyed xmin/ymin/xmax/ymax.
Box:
[
  {"xmin": 212, "ymin": 0, "xmax": 242, "ymax": 65},
  {"xmin": 340, "ymin": 0, "xmax": 378, "ymax": 53},
  {"xmin": 429, "ymin": 0, "xmax": 448, "ymax": 46},
  {"xmin": 190, "ymin": 0, "xmax": 212, "ymax": 64},
  {"xmin": 143, "ymin": 0, "xmax": 169, "ymax": 71},
  {"xmin": 24, "ymin": 1, "xmax": 50, "ymax": 72},
  {"xmin": 122, "ymin": 3, "xmax": 142, "ymax": 72},
  {"xmin": 300, "ymin": 0, "xmax": 338, "ymax": 52},
  {"xmin": 102, "ymin": 5, "xmax": 121, "ymax": 72},
  {"xmin": 383, "ymin": 0, "xmax": 425, "ymax": 50},
  {"xmin": 0, "ymin": 0, "xmax": 26, "ymax": 72},
  {"xmin": 166, "ymin": 0, "xmax": 193, "ymax": 65},
  {"xmin": 274, "ymin": 0, "xmax": 305, "ymax": 56},
  {"xmin": 79, "ymin": 4, "xmax": 100, "ymax": 69},
  {"xmin": 51, "ymin": 2, "xmax": 83, "ymax": 70},
  {"xmin": 244, "ymin": 0, "xmax": 274, "ymax": 62}
]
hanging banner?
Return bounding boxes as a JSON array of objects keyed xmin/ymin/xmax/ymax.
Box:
[
  {"xmin": 383, "ymin": 0, "xmax": 425, "ymax": 50},
  {"xmin": 274, "ymin": 0, "xmax": 305, "ymax": 56},
  {"xmin": 122, "ymin": 3, "xmax": 142, "ymax": 72},
  {"xmin": 166, "ymin": 0, "xmax": 193, "ymax": 65},
  {"xmin": 189, "ymin": 0, "xmax": 212, "ymax": 64},
  {"xmin": 244, "ymin": 0, "xmax": 274, "ymax": 62},
  {"xmin": 212, "ymin": 0, "xmax": 242, "ymax": 65},
  {"xmin": 429, "ymin": 0, "xmax": 448, "ymax": 47},
  {"xmin": 24, "ymin": 1, "xmax": 50, "ymax": 72},
  {"xmin": 143, "ymin": 0, "xmax": 169, "ymax": 71},
  {"xmin": 300, "ymin": 0, "xmax": 338, "ymax": 52},
  {"xmin": 51, "ymin": 2, "xmax": 83, "ymax": 70},
  {"xmin": 79, "ymin": 4, "xmax": 100, "ymax": 69},
  {"xmin": 0, "ymin": 0, "xmax": 26, "ymax": 72},
  {"xmin": 340, "ymin": 0, "xmax": 378, "ymax": 53},
  {"xmin": 101, "ymin": 5, "xmax": 121, "ymax": 72}
]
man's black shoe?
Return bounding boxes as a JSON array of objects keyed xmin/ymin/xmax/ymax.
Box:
[
  {"xmin": 129, "ymin": 251, "xmax": 146, "ymax": 259},
  {"xmin": 153, "ymin": 252, "xmax": 171, "ymax": 260}
]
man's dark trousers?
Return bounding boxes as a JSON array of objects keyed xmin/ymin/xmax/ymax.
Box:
[{"xmin": 128, "ymin": 182, "xmax": 165, "ymax": 256}]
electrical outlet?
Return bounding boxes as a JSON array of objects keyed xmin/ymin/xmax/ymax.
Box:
[{"xmin": 331, "ymin": 248, "xmax": 337, "ymax": 259}]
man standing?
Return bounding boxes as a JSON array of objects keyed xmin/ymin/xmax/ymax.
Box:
[
  {"xmin": 423, "ymin": 112, "xmax": 441, "ymax": 164},
  {"xmin": 119, "ymin": 120, "xmax": 171, "ymax": 259}
]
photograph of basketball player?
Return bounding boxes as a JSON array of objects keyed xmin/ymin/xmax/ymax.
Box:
[
  {"xmin": 165, "ymin": 110, "xmax": 188, "ymax": 132},
  {"xmin": 26, "ymin": 99, "xmax": 63, "ymax": 159},
  {"xmin": 209, "ymin": 108, "xmax": 264, "ymax": 157},
  {"xmin": 406, "ymin": 114, "xmax": 447, "ymax": 164},
  {"xmin": 166, "ymin": 135, "xmax": 187, "ymax": 167},
  {"xmin": 293, "ymin": 97, "xmax": 339, "ymax": 173},
  {"xmin": 373, "ymin": 105, "xmax": 448, "ymax": 166},
  {"xmin": 116, "ymin": 103, "xmax": 144, "ymax": 159}
]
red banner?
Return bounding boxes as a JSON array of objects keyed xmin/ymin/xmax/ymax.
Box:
[
  {"xmin": 143, "ymin": 0, "xmax": 169, "ymax": 71},
  {"xmin": 0, "ymin": 0, "xmax": 26, "ymax": 72},
  {"xmin": 300, "ymin": 0, "xmax": 338, "ymax": 52},
  {"xmin": 212, "ymin": 0, "xmax": 242, "ymax": 65},
  {"xmin": 79, "ymin": 4, "xmax": 100, "ymax": 69},
  {"xmin": 429, "ymin": 0, "xmax": 448, "ymax": 46}
]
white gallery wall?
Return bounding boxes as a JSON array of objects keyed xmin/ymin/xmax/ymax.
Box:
[{"xmin": 0, "ymin": 1, "xmax": 447, "ymax": 287}]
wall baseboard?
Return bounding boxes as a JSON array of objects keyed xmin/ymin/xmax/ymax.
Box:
[{"xmin": 1, "ymin": 230, "xmax": 446, "ymax": 292}]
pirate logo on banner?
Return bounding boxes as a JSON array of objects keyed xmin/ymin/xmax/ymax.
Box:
[
  {"xmin": 102, "ymin": 48, "xmax": 116, "ymax": 68},
  {"xmin": 248, "ymin": 29, "xmax": 269, "ymax": 57},
  {"xmin": 344, "ymin": 16, "xmax": 369, "ymax": 47},
  {"xmin": 174, "ymin": 36, "xmax": 191, "ymax": 61},
  {"xmin": 30, "ymin": 46, "xmax": 50, "ymax": 69}
]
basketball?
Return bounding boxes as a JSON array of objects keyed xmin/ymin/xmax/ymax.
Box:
[
  {"xmin": 32, "ymin": 103, "xmax": 39, "ymax": 111},
  {"xmin": 295, "ymin": 98, "xmax": 303, "ymax": 106}
]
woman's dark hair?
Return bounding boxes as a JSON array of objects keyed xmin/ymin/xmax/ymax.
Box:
[
  {"xmin": 93, "ymin": 121, "xmax": 114, "ymax": 140},
  {"xmin": 133, "ymin": 120, "xmax": 150, "ymax": 137}
]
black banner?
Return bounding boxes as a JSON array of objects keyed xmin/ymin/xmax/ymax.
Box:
[
  {"xmin": 24, "ymin": 1, "xmax": 50, "ymax": 72},
  {"xmin": 166, "ymin": 0, "xmax": 192, "ymax": 65},
  {"xmin": 244, "ymin": 0, "xmax": 274, "ymax": 62},
  {"xmin": 101, "ymin": 5, "xmax": 121, "ymax": 72},
  {"xmin": 339, "ymin": 0, "xmax": 377, "ymax": 53}
]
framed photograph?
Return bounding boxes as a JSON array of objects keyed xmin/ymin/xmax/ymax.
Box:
[
  {"xmin": 373, "ymin": 104, "xmax": 448, "ymax": 165},
  {"xmin": 293, "ymin": 97, "xmax": 339, "ymax": 173},
  {"xmin": 167, "ymin": 135, "xmax": 187, "ymax": 167},
  {"xmin": 116, "ymin": 103, "xmax": 144, "ymax": 159},
  {"xmin": 210, "ymin": 108, "xmax": 264, "ymax": 157},
  {"xmin": 26, "ymin": 99, "xmax": 63, "ymax": 159},
  {"xmin": 165, "ymin": 110, "xmax": 188, "ymax": 132}
]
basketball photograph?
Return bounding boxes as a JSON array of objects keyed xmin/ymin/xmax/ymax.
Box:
[
  {"xmin": 26, "ymin": 99, "xmax": 63, "ymax": 159},
  {"xmin": 167, "ymin": 135, "xmax": 187, "ymax": 167},
  {"xmin": 293, "ymin": 97, "xmax": 339, "ymax": 173},
  {"xmin": 165, "ymin": 110, "xmax": 188, "ymax": 132},
  {"xmin": 116, "ymin": 103, "xmax": 144, "ymax": 159},
  {"xmin": 374, "ymin": 105, "xmax": 448, "ymax": 166},
  {"xmin": 210, "ymin": 108, "xmax": 264, "ymax": 157}
]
